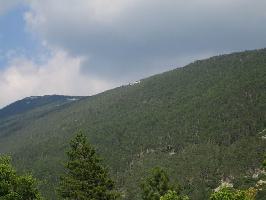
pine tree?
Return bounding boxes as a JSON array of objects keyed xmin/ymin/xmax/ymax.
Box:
[
  {"xmin": 263, "ymin": 155, "xmax": 266, "ymax": 169},
  {"xmin": 160, "ymin": 190, "xmax": 189, "ymax": 200},
  {"xmin": 58, "ymin": 132, "xmax": 119, "ymax": 200},
  {"xmin": 141, "ymin": 167, "xmax": 179, "ymax": 200}
]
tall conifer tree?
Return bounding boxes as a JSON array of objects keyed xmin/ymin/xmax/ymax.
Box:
[
  {"xmin": 58, "ymin": 132, "xmax": 119, "ymax": 200},
  {"xmin": 141, "ymin": 167, "xmax": 179, "ymax": 200}
]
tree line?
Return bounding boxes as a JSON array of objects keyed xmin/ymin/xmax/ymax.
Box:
[{"xmin": 0, "ymin": 131, "xmax": 264, "ymax": 200}]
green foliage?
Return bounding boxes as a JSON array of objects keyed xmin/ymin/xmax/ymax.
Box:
[
  {"xmin": 209, "ymin": 187, "xmax": 257, "ymax": 200},
  {"xmin": 0, "ymin": 49, "xmax": 265, "ymax": 199},
  {"xmin": 58, "ymin": 132, "xmax": 119, "ymax": 200},
  {"xmin": 0, "ymin": 155, "xmax": 43, "ymax": 200},
  {"xmin": 255, "ymin": 155, "xmax": 266, "ymax": 200},
  {"xmin": 263, "ymin": 155, "xmax": 266, "ymax": 169},
  {"xmin": 141, "ymin": 167, "xmax": 179, "ymax": 200},
  {"xmin": 160, "ymin": 190, "xmax": 189, "ymax": 200}
]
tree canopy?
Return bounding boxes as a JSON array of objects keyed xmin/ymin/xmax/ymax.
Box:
[
  {"xmin": 0, "ymin": 155, "xmax": 43, "ymax": 200},
  {"xmin": 141, "ymin": 167, "xmax": 180, "ymax": 200},
  {"xmin": 209, "ymin": 187, "xmax": 257, "ymax": 200},
  {"xmin": 160, "ymin": 190, "xmax": 189, "ymax": 200},
  {"xmin": 58, "ymin": 132, "xmax": 119, "ymax": 200}
]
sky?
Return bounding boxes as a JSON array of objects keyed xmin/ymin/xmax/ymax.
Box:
[{"xmin": 0, "ymin": 0, "xmax": 266, "ymax": 108}]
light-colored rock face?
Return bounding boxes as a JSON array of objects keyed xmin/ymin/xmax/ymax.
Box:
[
  {"xmin": 261, "ymin": 135, "xmax": 266, "ymax": 140},
  {"xmin": 129, "ymin": 80, "xmax": 141, "ymax": 86},
  {"xmin": 256, "ymin": 179, "xmax": 266, "ymax": 187},
  {"xmin": 258, "ymin": 129, "xmax": 266, "ymax": 140},
  {"xmin": 252, "ymin": 169, "xmax": 266, "ymax": 179},
  {"xmin": 214, "ymin": 179, "xmax": 233, "ymax": 192}
]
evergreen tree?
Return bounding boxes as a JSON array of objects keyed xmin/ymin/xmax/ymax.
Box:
[
  {"xmin": 256, "ymin": 155, "xmax": 266, "ymax": 200},
  {"xmin": 160, "ymin": 190, "xmax": 189, "ymax": 200},
  {"xmin": 58, "ymin": 132, "xmax": 119, "ymax": 200},
  {"xmin": 0, "ymin": 155, "xmax": 43, "ymax": 200},
  {"xmin": 141, "ymin": 167, "xmax": 179, "ymax": 200},
  {"xmin": 263, "ymin": 155, "xmax": 266, "ymax": 169}
]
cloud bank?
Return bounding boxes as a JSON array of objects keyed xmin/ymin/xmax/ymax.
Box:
[
  {"xmin": 1, "ymin": 0, "xmax": 266, "ymax": 107},
  {"xmin": 24, "ymin": 0, "xmax": 266, "ymax": 79},
  {"xmin": 0, "ymin": 50, "xmax": 114, "ymax": 107}
]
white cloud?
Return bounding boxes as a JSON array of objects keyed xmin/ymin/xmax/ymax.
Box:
[{"xmin": 0, "ymin": 49, "xmax": 115, "ymax": 108}]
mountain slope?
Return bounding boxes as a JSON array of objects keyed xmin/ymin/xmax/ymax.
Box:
[
  {"xmin": 0, "ymin": 49, "xmax": 265, "ymax": 199},
  {"xmin": 0, "ymin": 95, "xmax": 84, "ymax": 119},
  {"xmin": 0, "ymin": 95, "xmax": 84, "ymax": 140}
]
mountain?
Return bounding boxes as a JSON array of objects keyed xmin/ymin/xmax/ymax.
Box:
[
  {"xmin": 0, "ymin": 95, "xmax": 84, "ymax": 119},
  {"xmin": 0, "ymin": 49, "xmax": 265, "ymax": 200}
]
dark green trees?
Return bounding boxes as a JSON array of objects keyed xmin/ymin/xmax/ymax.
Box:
[
  {"xmin": 0, "ymin": 155, "xmax": 43, "ymax": 200},
  {"xmin": 58, "ymin": 132, "xmax": 119, "ymax": 200},
  {"xmin": 140, "ymin": 167, "xmax": 180, "ymax": 200},
  {"xmin": 263, "ymin": 156, "xmax": 266, "ymax": 169}
]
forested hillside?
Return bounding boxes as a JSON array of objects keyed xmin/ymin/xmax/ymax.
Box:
[
  {"xmin": 0, "ymin": 49, "xmax": 265, "ymax": 199},
  {"xmin": 0, "ymin": 95, "xmax": 84, "ymax": 119}
]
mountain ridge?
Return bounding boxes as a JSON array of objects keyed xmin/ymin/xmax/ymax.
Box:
[
  {"xmin": 0, "ymin": 48, "xmax": 265, "ymax": 199},
  {"xmin": 0, "ymin": 95, "xmax": 85, "ymax": 120}
]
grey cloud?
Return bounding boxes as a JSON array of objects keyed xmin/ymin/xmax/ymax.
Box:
[
  {"xmin": 0, "ymin": 0, "xmax": 23, "ymax": 15},
  {"xmin": 25, "ymin": 0, "xmax": 266, "ymax": 81}
]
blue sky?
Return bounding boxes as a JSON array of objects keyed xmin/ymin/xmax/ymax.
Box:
[
  {"xmin": 0, "ymin": 0, "xmax": 266, "ymax": 108},
  {"xmin": 0, "ymin": 4, "xmax": 48, "ymax": 68}
]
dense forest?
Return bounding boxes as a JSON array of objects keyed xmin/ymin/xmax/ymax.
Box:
[
  {"xmin": 1, "ymin": 133, "xmax": 264, "ymax": 199},
  {"xmin": 0, "ymin": 49, "xmax": 265, "ymax": 199}
]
